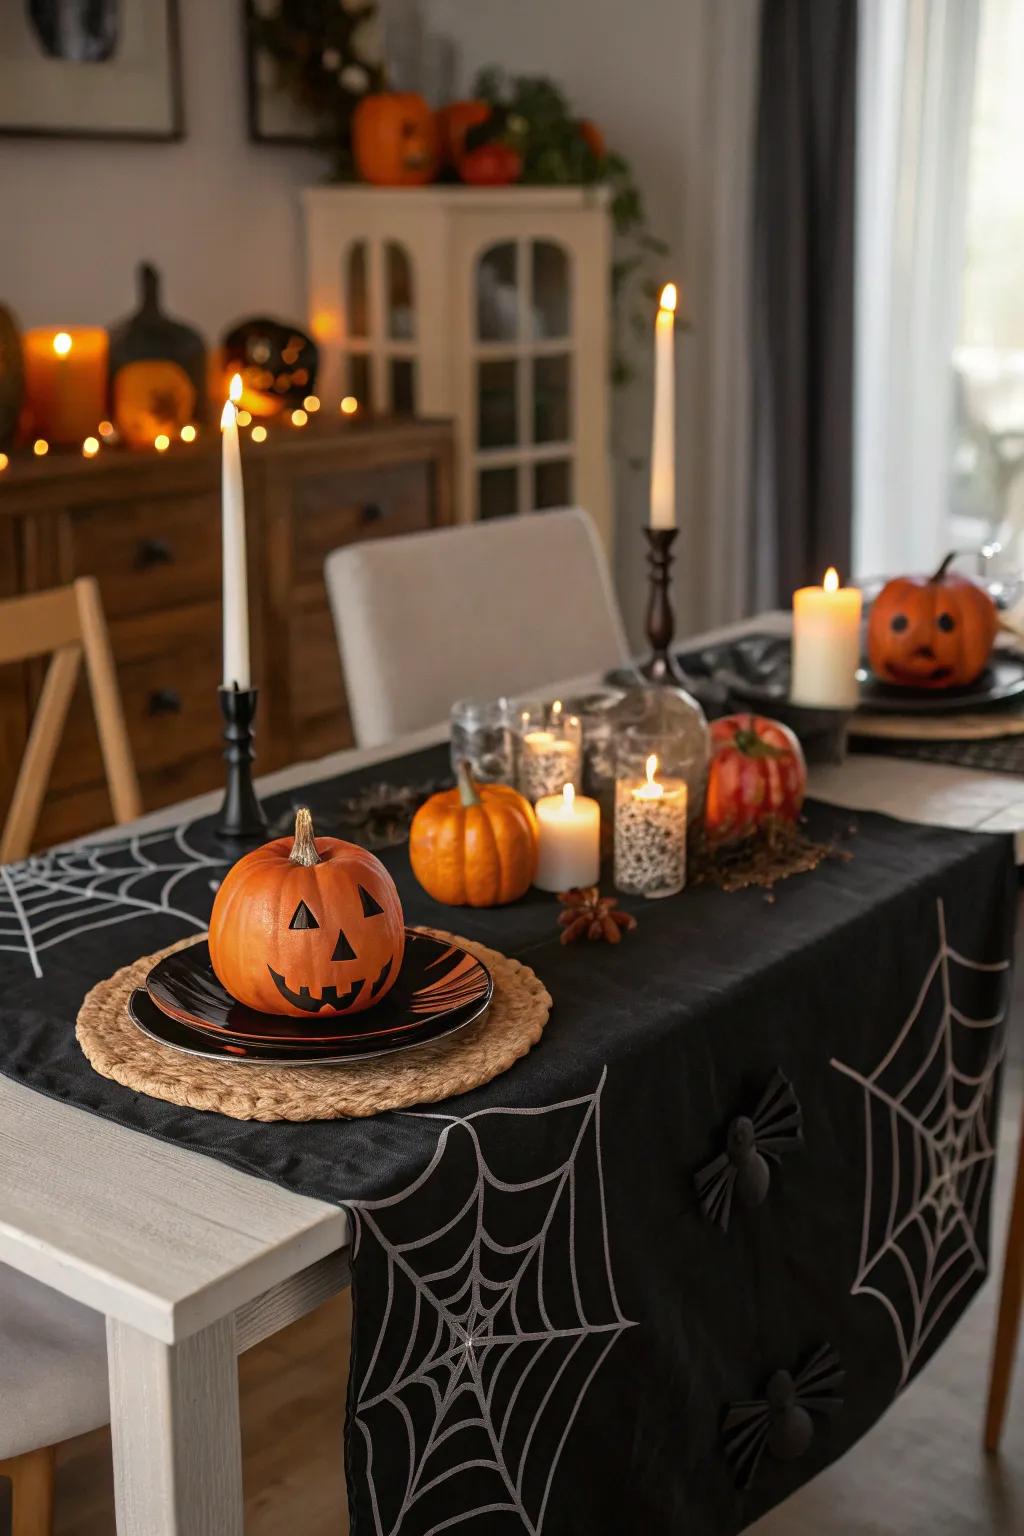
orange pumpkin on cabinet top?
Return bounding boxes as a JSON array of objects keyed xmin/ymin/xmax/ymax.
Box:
[
  {"xmin": 410, "ymin": 762, "xmax": 538, "ymax": 907},
  {"xmin": 867, "ymin": 554, "xmax": 998, "ymax": 689},
  {"xmin": 208, "ymin": 807, "xmax": 405, "ymax": 1017},
  {"xmin": 438, "ymin": 99, "xmax": 492, "ymax": 164},
  {"xmin": 353, "ymin": 92, "xmax": 440, "ymax": 185}
]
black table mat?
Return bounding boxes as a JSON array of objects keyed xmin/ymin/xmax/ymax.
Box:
[{"xmin": 0, "ymin": 743, "xmax": 1017, "ymax": 1536}]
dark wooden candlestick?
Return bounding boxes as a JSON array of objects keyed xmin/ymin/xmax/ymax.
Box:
[
  {"xmin": 639, "ymin": 527, "xmax": 693, "ymax": 688},
  {"xmin": 217, "ymin": 685, "xmax": 268, "ymax": 840}
]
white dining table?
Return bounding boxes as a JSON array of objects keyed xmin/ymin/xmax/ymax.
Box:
[{"xmin": 1, "ymin": 612, "xmax": 1022, "ymax": 1536}]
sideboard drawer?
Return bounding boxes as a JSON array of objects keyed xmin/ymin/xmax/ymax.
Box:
[
  {"xmin": 291, "ymin": 462, "xmax": 432, "ymax": 585},
  {"xmin": 47, "ymin": 601, "xmax": 224, "ymax": 795},
  {"xmin": 62, "ymin": 492, "xmax": 223, "ymax": 620}
]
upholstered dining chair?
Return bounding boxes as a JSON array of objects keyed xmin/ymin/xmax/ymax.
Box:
[
  {"xmin": 0, "ymin": 1263, "xmax": 110, "ymax": 1535},
  {"xmin": 324, "ymin": 508, "xmax": 630, "ymax": 747},
  {"xmin": 0, "ymin": 577, "xmax": 141, "ymax": 862}
]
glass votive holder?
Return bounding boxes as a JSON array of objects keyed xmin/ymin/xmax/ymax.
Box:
[
  {"xmin": 515, "ymin": 700, "xmax": 583, "ymax": 804},
  {"xmin": 449, "ymin": 698, "xmax": 514, "ymax": 784},
  {"xmin": 614, "ymin": 730, "xmax": 688, "ymax": 899}
]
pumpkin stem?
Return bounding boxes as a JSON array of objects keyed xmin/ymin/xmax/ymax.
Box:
[
  {"xmin": 456, "ymin": 759, "xmax": 482, "ymax": 808},
  {"xmin": 138, "ymin": 261, "xmax": 161, "ymax": 312},
  {"xmin": 931, "ymin": 551, "xmax": 958, "ymax": 582},
  {"xmin": 734, "ymin": 729, "xmax": 784, "ymax": 760},
  {"xmin": 289, "ymin": 806, "xmax": 321, "ymax": 866}
]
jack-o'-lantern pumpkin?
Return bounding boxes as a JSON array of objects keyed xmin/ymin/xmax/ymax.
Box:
[
  {"xmin": 208, "ymin": 807, "xmax": 405, "ymax": 1018},
  {"xmin": 113, "ymin": 359, "xmax": 196, "ymax": 448},
  {"xmin": 868, "ymin": 554, "xmax": 998, "ymax": 689},
  {"xmin": 219, "ymin": 318, "xmax": 319, "ymax": 417},
  {"xmin": 353, "ymin": 92, "xmax": 440, "ymax": 186}
]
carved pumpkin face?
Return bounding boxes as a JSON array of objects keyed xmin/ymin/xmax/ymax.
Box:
[
  {"xmin": 113, "ymin": 359, "xmax": 196, "ymax": 447},
  {"xmin": 353, "ymin": 92, "xmax": 440, "ymax": 186},
  {"xmin": 868, "ymin": 557, "xmax": 998, "ymax": 689},
  {"xmin": 208, "ymin": 809, "xmax": 405, "ymax": 1018},
  {"xmin": 219, "ymin": 318, "xmax": 319, "ymax": 417}
]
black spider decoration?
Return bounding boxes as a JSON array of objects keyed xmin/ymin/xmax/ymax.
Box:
[
  {"xmin": 694, "ymin": 1069, "xmax": 802, "ymax": 1231},
  {"xmin": 722, "ymin": 1343, "xmax": 845, "ymax": 1489}
]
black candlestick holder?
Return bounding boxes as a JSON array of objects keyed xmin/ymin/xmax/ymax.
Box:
[
  {"xmin": 216, "ymin": 685, "xmax": 268, "ymax": 840},
  {"xmin": 638, "ymin": 527, "xmax": 691, "ymax": 686}
]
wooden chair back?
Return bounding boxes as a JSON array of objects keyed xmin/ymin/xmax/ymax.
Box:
[{"xmin": 0, "ymin": 578, "xmax": 141, "ymax": 862}]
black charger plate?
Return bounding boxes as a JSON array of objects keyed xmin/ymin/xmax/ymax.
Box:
[
  {"xmin": 145, "ymin": 931, "xmax": 492, "ymax": 1047},
  {"xmin": 127, "ymin": 986, "xmax": 488, "ymax": 1065},
  {"xmin": 680, "ymin": 634, "xmax": 1024, "ymax": 716}
]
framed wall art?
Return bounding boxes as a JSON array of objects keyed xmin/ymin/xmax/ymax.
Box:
[{"xmin": 0, "ymin": 0, "xmax": 183, "ymax": 141}]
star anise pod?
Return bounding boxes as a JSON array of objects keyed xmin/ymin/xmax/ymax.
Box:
[{"xmin": 557, "ymin": 886, "xmax": 637, "ymax": 945}]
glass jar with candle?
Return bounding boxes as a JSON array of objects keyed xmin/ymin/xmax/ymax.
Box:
[
  {"xmin": 515, "ymin": 701, "xmax": 583, "ymax": 804},
  {"xmin": 449, "ymin": 698, "xmax": 514, "ymax": 784},
  {"xmin": 614, "ymin": 730, "xmax": 688, "ymax": 899}
]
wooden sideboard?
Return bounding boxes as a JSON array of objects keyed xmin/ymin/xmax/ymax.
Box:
[{"xmin": 0, "ymin": 417, "xmax": 455, "ymax": 848}]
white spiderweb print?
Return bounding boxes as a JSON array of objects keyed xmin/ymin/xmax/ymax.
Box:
[
  {"xmin": 831, "ymin": 898, "xmax": 1010, "ymax": 1387},
  {"xmin": 0, "ymin": 825, "xmax": 222, "ymax": 979},
  {"xmin": 348, "ymin": 1068, "xmax": 636, "ymax": 1536}
]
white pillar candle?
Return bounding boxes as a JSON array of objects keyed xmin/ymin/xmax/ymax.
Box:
[
  {"xmin": 615, "ymin": 754, "xmax": 687, "ymax": 898},
  {"xmin": 649, "ymin": 282, "xmax": 678, "ymax": 531},
  {"xmin": 220, "ymin": 374, "xmax": 251, "ymax": 691},
  {"xmin": 791, "ymin": 567, "xmax": 863, "ymax": 708},
  {"xmin": 534, "ymin": 784, "xmax": 601, "ymax": 892}
]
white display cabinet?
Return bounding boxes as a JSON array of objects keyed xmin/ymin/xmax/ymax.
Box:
[{"xmin": 302, "ymin": 185, "xmax": 612, "ymax": 549}]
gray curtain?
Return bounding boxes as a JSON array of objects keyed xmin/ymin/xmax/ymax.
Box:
[{"xmin": 751, "ymin": 0, "xmax": 857, "ymax": 604}]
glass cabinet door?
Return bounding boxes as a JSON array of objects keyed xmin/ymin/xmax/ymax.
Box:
[
  {"xmin": 473, "ymin": 237, "xmax": 575, "ymax": 520},
  {"xmin": 338, "ymin": 238, "xmax": 418, "ymax": 416}
]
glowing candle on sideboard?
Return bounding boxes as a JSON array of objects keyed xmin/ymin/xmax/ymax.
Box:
[
  {"xmin": 220, "ymin": 374, "xmax": 251, "ymax": 691},
  {"xmin": 649, "ymin": 282, "xmax": 678, "ymax": 530},
  {"xmin": 790, "ymin": 567, "xmax": 863, "ymax": 708},
  {"xmin": 22, "ymin": 327, "xmax": 108, "ymax": 444},
  {"xmin": 534, "ymin": 783, "xmax": 601, "ymax": 892}
]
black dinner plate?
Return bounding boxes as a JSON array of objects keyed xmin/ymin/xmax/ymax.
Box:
[
  {"xmin": 145, "ymin": 931, "xmax": 492, "ymax": 1047},
  {"xmin": 680, "ymin": 635, "xmax": 1024, "ymax": 716},
  {"xmin": 127, "ymin": 986, "xmax": 489, "ymax": 1065}
]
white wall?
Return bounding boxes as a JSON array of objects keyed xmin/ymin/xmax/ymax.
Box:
[{"xmin": 0, "ymin": 0, "xmax": 320, "ymax": 339}]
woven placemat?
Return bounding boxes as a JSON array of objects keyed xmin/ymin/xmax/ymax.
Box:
[
  {"xmin": 849, "ymin": 710, "xmax": 1024, "ymax": 742},
  {"xmin": 76, "ymin": 929, "xmax": 551, "ymax": 1122}
]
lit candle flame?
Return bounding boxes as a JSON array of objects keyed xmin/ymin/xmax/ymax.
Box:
[
  {"xmin": 53, "ymin": 332, "xmax": 72, "ymax": 356},
  {"xmin": 823, "ymin": 567, "xmax": 839, "ymax": 594},
  {"xmin": 220, "ymin": 399, "xmax": 235, "ymax": 430},
  {"xmin": 562, "ymin": 782, "xmax": 575, "ymax": 813},
  {"xmin": 229, "ymin": 373, "xmax": 243, "ymax": 405},
  {"xmin": 646, "ymin": 753, "xmax": 659, "ymax": 786},
  {"xmin": 658, "ymin": 283, "xmax": 678, "ymax": 315}
]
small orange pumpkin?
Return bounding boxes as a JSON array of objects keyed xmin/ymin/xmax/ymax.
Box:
[
  {"xmin": 353, "ymin": 92, "xmax": 440, "ymax": 186},
  {"xmin": 438, "ymin": 99, "xmax": 492, "ymax": 164},
  {"xmin": 208, "ymin": 807, "xmax": 405, "ymax": 1017},
  {"xmin": 868, "ymin": 554, "xmax": 998, "ymax": 689},
  {"xmin": 410, "ymin": 761, "xmax": 538, "ymax": 907}
]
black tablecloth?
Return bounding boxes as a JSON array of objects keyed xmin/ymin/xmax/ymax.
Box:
[{"xmin": 0, "ymin": 744, "xmax": 1017, "ymax": 1535}]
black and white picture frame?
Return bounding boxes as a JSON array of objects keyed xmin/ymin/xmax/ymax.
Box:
[{"xmin": 0, "ymin": 0, "xmax": 184, "ymax": 141}]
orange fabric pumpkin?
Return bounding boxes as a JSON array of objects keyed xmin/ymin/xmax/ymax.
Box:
[
  {"xmin": 410, "ymin": 762, "xmax": 538, "ymax": 907},
  {"xmin": 208, "ymin": 807, "xmax": 405, "ymax": 1017},
  {"xmin": 868, "ymin": 554, "xmax": 998, "ymax": 689},
  {"xmin": 113, "ymin": 359, "xmax": 195, "ymax": 447},
  {"xmin": 353, "ymin": 93, "xmax": 440, "ymax": 186},
  {"xmin": 439, "ymin": 99, "xmax": 492, "ymax": 164}
]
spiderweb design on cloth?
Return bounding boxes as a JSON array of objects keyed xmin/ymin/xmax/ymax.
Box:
[
  {"xmin": 831, "ymin": 898, "xmax": 1010, "ymax": 1387},
  {"xmin": 0, "ymin": 827, "xmax": 223, "ymax": 980},
  {"xmin": 347, "ymin": 1069, "xmax": 636, "ymax": 1536}
]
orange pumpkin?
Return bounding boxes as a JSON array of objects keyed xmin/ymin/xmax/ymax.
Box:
[
  {"xmin": 113, "ymin": 359, "xmax": 195, "ymax": 447},
  {"xmin": 208, "ymin": 807, "xmax": 405, "ymax": 1017},
  {"xmin": 578, "ymin": 119, "xmax": 607, "ymax": 159},
  {"xmin": 438, "ymin": 99, "xmax": 492, "ymax": 164},
  {"xmin": 868, "ymin": 554, "xmax": 998, "ymax": 689},
  {"xmin": 353, "ymin": 92, "xmax": 440, "ymax": 186},
  {"xmin": 410, "ymin": 761, "xmax": 538, "ymax": 907}
]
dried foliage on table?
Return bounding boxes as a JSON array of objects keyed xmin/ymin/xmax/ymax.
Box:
[
  {"xmin": 268, "ymin": 778, "xmax": 452, "ymax": 851},
  {"xmin": 690, "ymin": 818, "xmax": 855, "ymax": 901}
]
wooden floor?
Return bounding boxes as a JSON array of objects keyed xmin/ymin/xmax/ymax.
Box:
[{"xmin": 7, "ymin": 912, "xmax": 1023, "ymax": 1536}]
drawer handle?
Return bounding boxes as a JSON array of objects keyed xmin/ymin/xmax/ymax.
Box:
[
  {"xmin": 361, "ymin": 503, "xmax": 384, "ymax": 524},
  {"xmin": 148, "ymin": 688, "xmax": 182, "ymax": 716},
  {"xmin": 137, "ymin": 537, "xmax": 174, "ymax": 568}
]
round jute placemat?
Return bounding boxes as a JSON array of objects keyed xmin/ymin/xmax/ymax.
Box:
[{"xmin": 76, "ymin": 930, "xmax": 551, "ymax": 1122}]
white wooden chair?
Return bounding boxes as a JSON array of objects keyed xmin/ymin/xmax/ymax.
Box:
[
  {"xmin": 324, "ymin": 508, "xmax": 630, "ymax": 747},
  {"xmin": 0, "ymin": 577, "xmax": 141, "ymax": 862},
  {"xmin": 0, "ymin": 1264, "xmax": 110, "ymax": 1535}
]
